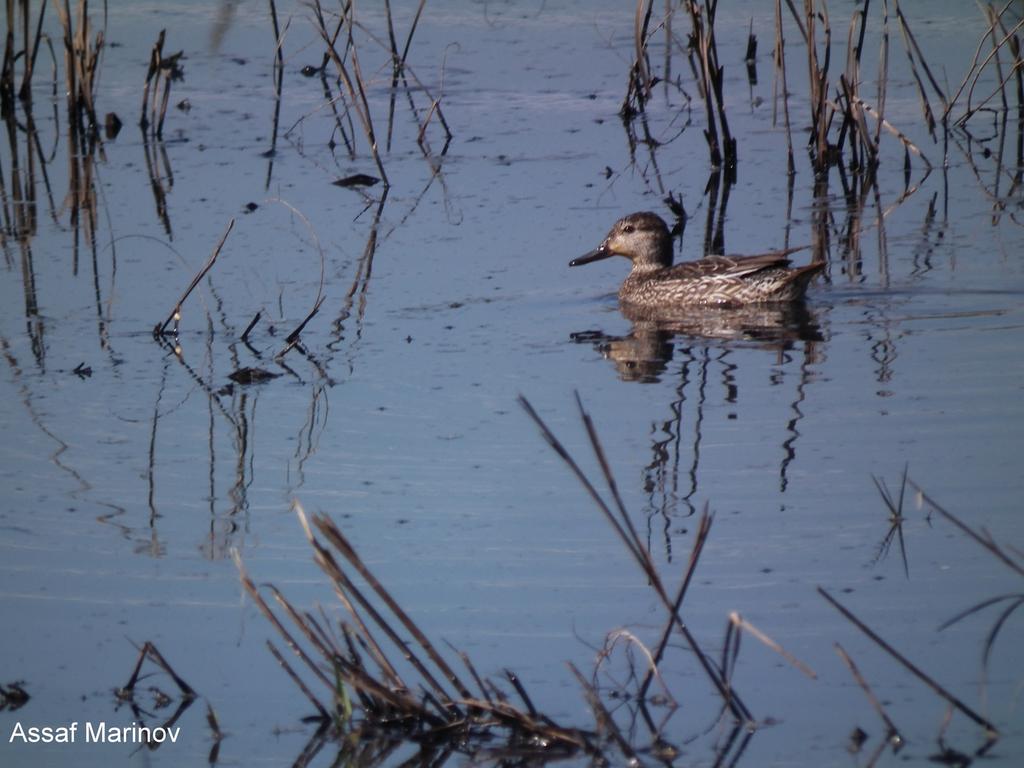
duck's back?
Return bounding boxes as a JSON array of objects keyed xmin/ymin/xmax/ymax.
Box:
[
  {"xmin": 661, "ymin": 251, "xmax": 800, "ymax": 280},
  {"xmin": 622, "ymin": 249, "xmax": 822, "ymax": 307}
]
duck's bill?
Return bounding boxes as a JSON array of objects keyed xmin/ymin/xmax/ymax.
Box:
[{"xmin": 569, "ymin": 246, "xmax": 614, "ymax": 267}]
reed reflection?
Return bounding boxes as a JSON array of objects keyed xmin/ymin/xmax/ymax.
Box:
[
  {"xmin": 573, "ymin": 301, "xmax": 825, "ymax": 557},
  {"xmin": 572, "ymin": 158, "xmax": 828, "ymax": 559}
]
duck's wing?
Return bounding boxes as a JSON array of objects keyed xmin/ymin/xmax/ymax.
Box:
[{"xmin": 665, "ymin": 247, "xmax": 808, "ymax": 280}]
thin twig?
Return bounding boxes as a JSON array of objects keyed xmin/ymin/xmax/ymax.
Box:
[
  {"xmin": 154, "ymin": 218, "xmax": 234, "ymax": 337},
  {"xmin": 819, "ymin": 587, "xmax": 999, "ymax": 736},
  {"xmin": 834, "ymin": 642, "xmax": 903, "ymax": 748}
]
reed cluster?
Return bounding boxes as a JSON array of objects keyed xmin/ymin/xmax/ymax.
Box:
[
  {"xmin": 236, "ymin": 504, "xmax": 600, "ymax": 762},
  {"xmin": 299, "ymin": 0, "xmax": 451, "ymax": 190},
  {"xmin": 621, "ymin": 1, "xmax": 1023, "ymax": 180},
  {"xmin": 53, "ymin": 0, "xmax": 104, "ymax": 133},
  {"xmin": 239, "ymin": 397, "xmax": 818, "ymax": 763}
]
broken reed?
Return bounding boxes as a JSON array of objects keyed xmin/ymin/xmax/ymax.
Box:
[
  {"xmin": 53, "ymin": 0, "xmax": 105, "ymax": 133},
  {"xmin": 621, "ymin": 0, "xmax": 655, "ymax": 115},
  {"xmin": 154, "ymin": 219, "xmax": 234, "ymax": 337},
  {"xmin": 140, "ymin": 30, "xmax": 184, "ymax": 139}
]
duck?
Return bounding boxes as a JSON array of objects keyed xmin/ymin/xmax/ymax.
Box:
[{"xmin": 570, "ymin": 212, "xmax": 824, "ymax": 307}]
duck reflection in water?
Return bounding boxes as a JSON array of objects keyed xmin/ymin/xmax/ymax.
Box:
[
  {"xmin": 570, "ymin": 212, "xmax": 825, "ymax": 382},
  {"xmin": 572, "ymin": 302, "xmax": 824, "ymax": 383}
]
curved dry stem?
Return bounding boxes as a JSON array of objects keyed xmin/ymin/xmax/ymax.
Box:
[
  {"xmin": 728, "ymin": 612, "xmax": 817, "ymax": 679},
  {"xmin": 596, "ymin": 629, "xmax": 677, "ymax": 706}
]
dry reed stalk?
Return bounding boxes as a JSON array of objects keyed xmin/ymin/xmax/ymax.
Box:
[
  {"xmin": 234, "ymin": 551, "xmax": 346, "ymax": 694},
  {"xmin": 949, "ymin": 0, "xmax": 1004, "ymax": 107},
  {"xmin": 595, "ymin": 629, "xmax": 677, "ymax": 707},
  {"xmin": 873, "ymin": 0, "xmax": 888, "ymax": 158},
  {"xmin": 891, "ymin": 3, "xmax": 941, "ymax": 142},
  {"xmin": 728, "ymin": 613, "xmax": 817, "ymax": 679},
  {"xmin": 960, "ymin": 17, "xmax": 1024, "ymax": 125},
  {"xmin": 819, "ymin": 588, "xmax": 999, "ymax": 737},
  {"xmin": 998, "ymin": 13, "xmax": 1024, "ymax": 137},
  {"xmin": 773, "ymin": 0, "xmax": 796, "ymax": 173},
  {"xmin": 961, "ymin": 63, "xmax": 1024, "ymax": 128},
  {"xmin": 1, "ymin": 3, "xmax": 20, "ymax": 104},
  {"xmin": 834, "ymin": 642, "xmax": 903, "ymax": 748},
  {"xmin": 912, "ymin": 483, "xmax": 1024, "ymax": 578},
  {"xmin": 268, "ymin": 0, "xmax": 283, "ymax": 88},
  {"xmin": 0, "ymin": 0, "xmax": 47, "ymax": 106},
  {"xmin": 638, "ymin": 507, "xmax": 712, "ymax": 699},
  {"xmin": 292, "ymin": 519, "xmax": 408, "ymax": 695},
  {"xmin": 139, "ymin": 30, "xmax": 183, "ymax": 139},
  {"xmin": 52, "ymin": 0, "xmax": 105, "ymax": 132},
  {"xmin": 154, "ymin": 219, "xmax": 234, "ymax": 336},
  {"xmin": 912, "ymin": 481, "xmax": 1024, "ymax": 671},
  {"xmin": 139, "ymin": 29, "xmax": 163, "ymax": 130},
  {"xmin": 119, "ymin": 641, "xmax": 196, "ymax": 699},
  {"xmin": 266, "ymin": 641, "xmax": 330, "ymax": 720},
  {"xmin": 412, "ymin": 47, "xmax": 454, "ymax": 148},
  {"xmin": 684, "ymin": 0, "xmax": 736, "ymax": 169},
  {"xmin": 400, "ymin": 0, "xmax": 428, "ymax": 70},
  {"xmin": 1, "ymin": 102, "xmax": 40, "ymax": 241},
  {"xmin": 299, "ymin": 0, "xmax": 445, "ymax": 159},
  {"xmin": 786, "ymin": 0, "xmax": 937, "ymax": 173},
  {"xmin": 241, "ymin": 553, "xmax": 429, "ymax": 723},
  {"xmin": 238, "ymin": 502, "xmax": 604, "ymax": 759},
  {"xmin": 519, "ymin": 394, "xmax": 754, "ymax": 724},
  {"xmin": 382, "ymin": 0, "xmax": 401, "ymax": 151},
  {"xmin": 264, "ymin": 3, "xmax": 288, "ymax": 191},
  {"xmin": 306, "ymin": 511, "xmax": 474, "ymax": 702},
  {"xmin": 803, "ymin": 0, "xmax": 833, "ymax": 171},
  {"xmin": 312, "ymin": 0, "xmax": 389, "ymax": 187},
  {"xmin": 620, "ymin": 0, "xmax": 655, "ymax": 117},
  {"xmin": 634, "ymin": 0, "xmax": 654, "ymax": 104},
  {"xmin": 983, "ymin": 4, "xmax": 1009, "ymax": 115},
  {"xmin": 384, "ymin": 0, "xmax": 451, "ymax": 152},
  {"xmin": 240, "ymin": 311, "xmax": 262, "ymax": 343},
  {"xmin": 851, "ymin": 96, "xmax": 931, "ymax": 169},
  {"xmin": 830, "ymin": 0, "xmax": 881, "ymax": 170},
  {"xmin": 835, "ymin": 12, "xmax": 860, "ymax": 165}
]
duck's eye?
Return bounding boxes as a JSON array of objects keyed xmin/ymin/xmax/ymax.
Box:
[{"xmin": 622, "ymin": 224, "xmax": 635, "ymax": 234}]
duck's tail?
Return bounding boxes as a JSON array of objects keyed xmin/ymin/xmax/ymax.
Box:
[{"xmin": 784, "ymin": 261, "xmax": 826, "ymax": 298}]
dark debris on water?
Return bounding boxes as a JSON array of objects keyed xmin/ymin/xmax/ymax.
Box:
[
  {"xmin": 0, "ymin": 682, "xmax": 30, "ymax": 711},
  {"xmin": 332, "ymin": 174, "xmax": 380, "ymax": 188}
]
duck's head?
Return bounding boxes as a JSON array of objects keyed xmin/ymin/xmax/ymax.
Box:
[{"xmin": 570, "ymin": 212, "xmax": 672, "ymax": 272}]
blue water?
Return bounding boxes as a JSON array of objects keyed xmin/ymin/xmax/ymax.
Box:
[{"xmin": 1, "ymin": 1, "xmax": 1022, "ymax": 766}]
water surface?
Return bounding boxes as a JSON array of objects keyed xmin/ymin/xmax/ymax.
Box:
[{"xmin": 1, "ymin": 1, "xmax": 1023, "ymax": 766}]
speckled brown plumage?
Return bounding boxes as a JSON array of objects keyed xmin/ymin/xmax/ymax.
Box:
[{"xmin": 570, "ymin": 212, "xmax": 824, "ymax": 308}]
